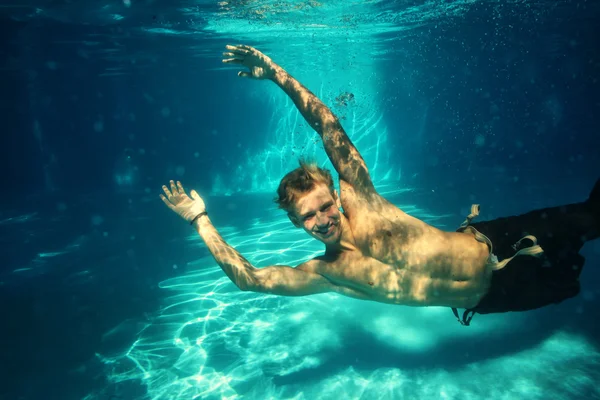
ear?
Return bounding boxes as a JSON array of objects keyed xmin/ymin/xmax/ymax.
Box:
[
  {"xmin": 333, "ymin": 189, "xmax": 342, "ymax": 209},
  {"xmin": 288, "ymin": 213, "xmax": 302, "ymax": 228}
]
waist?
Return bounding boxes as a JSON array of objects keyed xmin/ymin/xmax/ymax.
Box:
[{"xmin": 366, "ymin": 268, "xmax": 490, "ymax": 308}]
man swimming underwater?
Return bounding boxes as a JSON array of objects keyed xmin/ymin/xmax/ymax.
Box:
[{"xmin": 160, "ymin": 44, "xmax": 599, "ymax": 325}]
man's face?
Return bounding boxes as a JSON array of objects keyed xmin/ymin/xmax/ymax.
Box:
[{"xmin": 290, "ymin": 183, "xmax": 342, "ymax": 244}]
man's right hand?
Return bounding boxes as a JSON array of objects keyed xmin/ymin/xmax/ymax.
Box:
[
  {"xmin": 222, "ymin": 44, "xmax": 278, "ymax": 80},
  {"xmin": 160, "ymin": 180, "xmax": 206, "ymax": 223}
]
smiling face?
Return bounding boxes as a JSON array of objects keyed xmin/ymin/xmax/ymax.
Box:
[{"xmin": 289, "ymin": 183, "xmax": 343, "ymax": 244}]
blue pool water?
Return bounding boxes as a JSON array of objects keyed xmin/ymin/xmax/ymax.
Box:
[{"xmin": 1, "ymin": 1, "xmax": 599, "ymax": 399}]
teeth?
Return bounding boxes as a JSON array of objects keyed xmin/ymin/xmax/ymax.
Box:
[{"xmin": 317, "ymin": 226, "xmax": 332, "ymax": 234}]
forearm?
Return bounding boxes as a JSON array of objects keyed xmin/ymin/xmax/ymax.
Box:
[
  {"xmin": 192, "ymin": 215, "xmax": 256, "ymax": 290},
  {"xmin": 270, "ymin": 66, "xmax": 342, "ymax": 135}
]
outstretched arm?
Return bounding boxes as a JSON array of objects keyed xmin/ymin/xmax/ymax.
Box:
[
  {"xmin": 192, "ymin": 215, "xmax": 334, "ymax": 295},
  {"xmin": 160, "ymin": 180, "xmax": 256, "ymax": 289},
  {"xmin": 251, "ymin": 262, "xmax": 370, "ymax": 299},
  {"xmin": 222, "ymin": 45, "xmax": 376, "ymax": 194},
  {"xmin": 160, "ymin": 180, "xmax": 350, "ymax": 296}
]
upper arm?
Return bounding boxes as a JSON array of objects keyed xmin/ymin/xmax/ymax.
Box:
[
  {"xmin": 248, "ymin": 261, "xmax": 372, "ymax": 300},
  {"xmin": 248, "ymin": 262, "xmax": 334, "ymax": 297},
  {"xmin": 320, "ymin": 118, "xmax": 376, "ymax": 195}
]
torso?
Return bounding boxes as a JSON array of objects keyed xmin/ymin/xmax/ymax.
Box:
[{"xmin": 315, "ymin": 180, "xmax": 492, "ymax": 309}]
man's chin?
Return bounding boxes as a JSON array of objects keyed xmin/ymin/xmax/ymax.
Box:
[
  {"xmin": 319, "ymin": 229, "xmax": 338, "ymax": 243},
  {"xmin": 310, "ymin": 224, "xmax": 339, "ymax": 243}
]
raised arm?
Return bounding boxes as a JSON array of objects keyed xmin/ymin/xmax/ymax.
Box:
[
  {"xmin": 222, "ymin": 44, "xmax": 376, "ymax": 194},
  {"xmin": 160, "ymin": 180, "xmax": 347, "ymax": 296}
]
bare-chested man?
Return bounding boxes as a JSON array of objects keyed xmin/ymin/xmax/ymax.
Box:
[{"xmin": 160, "ymin": 44, "xmax": 599, "ymax": 325}]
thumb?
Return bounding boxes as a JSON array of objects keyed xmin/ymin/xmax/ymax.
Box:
[
  {"xmin": 238, "ymin": 71, "xmax": 252, "ymax": 78},
  {"xmin": 190, "ymin": 190, "xmax": 201, "ymax": 200}
]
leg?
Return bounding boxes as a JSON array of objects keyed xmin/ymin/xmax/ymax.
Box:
[{"xmin": 468, "ymin": 179, "xmax": 599, "ymax": 314}]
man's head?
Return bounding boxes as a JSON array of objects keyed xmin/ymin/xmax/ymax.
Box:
[{"xmin": 274, "ymin": 159, "xmax": 342, "ymax": 244}]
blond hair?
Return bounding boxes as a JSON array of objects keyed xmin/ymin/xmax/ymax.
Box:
[{"xmin": 274, "ymin": 158, "xmax": 335, "ymax": 213}]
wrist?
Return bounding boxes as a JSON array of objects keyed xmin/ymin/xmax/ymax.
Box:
[
  {"xmin": 269, "ymin": 64, "xmax": 284, "ymax": 82},
  {"xmin": 190, "ymin": 211, "xmax": 208, "ymax": 226}
]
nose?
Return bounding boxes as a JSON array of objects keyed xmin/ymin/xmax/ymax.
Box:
[{"xmin": 315, "ymin": 211, "xmax": 329, "ymax": 227}]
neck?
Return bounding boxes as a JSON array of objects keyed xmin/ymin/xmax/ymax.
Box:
[{"xmin": 325, "ymin": 214, "xmax": 357, "ymax": 253}]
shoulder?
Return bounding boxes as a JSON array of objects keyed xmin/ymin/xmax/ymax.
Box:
[
  {"xmin": 339, "ymin": 178, "xmax": 398, "ymax": 208},
  {"xmin": 296, "ymin": 256, "xmax": 331, "ymax": 273},
  {"xmin": 297, "ymin": 252, "xmax": 348, "ymax": 275},
  {"xmin": 339, "ymin": 179, "xmax": 403, "ymax": 227},
  {"xmin": 302, "ymin": 248, "xmax": 371, "ymax": 275}
]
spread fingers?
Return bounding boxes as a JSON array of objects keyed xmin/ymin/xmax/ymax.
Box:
[
  {"xmin": 162, "ymin": 184, "xmax": 173, "ymax": 199},
  {"xmin": 222, "ymin": 57, "xmax": 243, "ymax": 65},
  {"xmin": 159, "ymin": 194, "xmax": 175, "ymax": 210},
  {"xmin": 169, "ymin": 180, "xmax": 179, "ymax": 195},
  {"xmin": 176, "ymin": 181, "xmax": 186, "ymax": 195},
  {"xmin": 225, "ymin": 45, "xmax": 250, "ymax": 55}
]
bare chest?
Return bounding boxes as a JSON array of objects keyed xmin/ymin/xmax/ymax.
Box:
[
  {"xmin": 335, "ymin": 186, "xmax": 491, "ymax": 306},
  {"xmin": 343, "ymin": 194, "xmax": 426, "ymax": 265}
]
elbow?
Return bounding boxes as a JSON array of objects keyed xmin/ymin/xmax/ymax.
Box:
[
  {"xmin": 238, "ymin": 282, "xmax": 257, "ymax": 292},
  {"xmin": 319, "ymin": 119, "xmax": 341, "ymax": 135},
  {"xmin": 236, "ymin": 270, "xmax": 262, "ymax": 292},
  {"xmin": 239, "ymin": 272, "xmax": 277, "ymax": 294},
  {"xmin": 236, "ymin": 278, "xmax": 254, "ymax": 292},
  {"xmin": 240, "ymin": 280, "xmax": 270, "ymax": 293}
]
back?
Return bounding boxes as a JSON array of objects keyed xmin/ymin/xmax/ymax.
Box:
[{"xmin": 336, "ymin": 182, "xmax": 492, "ymax": 308}]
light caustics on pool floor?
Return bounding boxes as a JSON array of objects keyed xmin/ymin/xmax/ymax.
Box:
[
  {"xmin": 209, "ymin": 76, "xmax": 404, "ymax": 197},
  {"xmin": 93, "ymin": 201, "xmax": 600, "ymax": 400},
  {"xmin": 93, "ymin": 69, "xmax": 600, "ymax": 393},
  {"xmin": 66, "ymin": 2, "xmax": 597, "ymax": 397}
]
